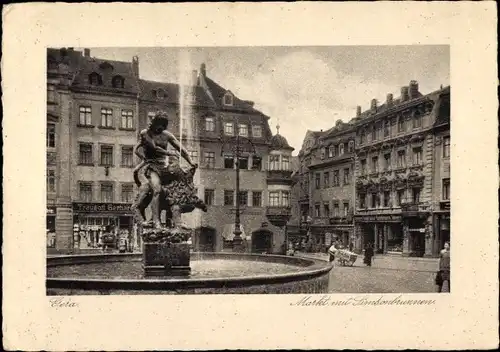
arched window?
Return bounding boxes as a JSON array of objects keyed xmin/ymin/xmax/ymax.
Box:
[
  {"xmin": 88, "ymin": 72, "xmax": 102, "ymax": 86},
  {"xmin": 112, "ymin": 75, "xmax": 125, "ymax": 88},
  {"xmin": 348, "ymin": 140, "xmax": 355, "ymax": 153},
  {"xmin": 223, "ymin": 92, "xmax": 233, "ymax": 106},
  {"xmin": 156, "ymin": 89, "xmax": 166, "ymax": 99}
]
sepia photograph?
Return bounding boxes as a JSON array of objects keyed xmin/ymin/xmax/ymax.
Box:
[{"xmin": 45, "ymin": 45, "xmax": 451, "ymax": 295}]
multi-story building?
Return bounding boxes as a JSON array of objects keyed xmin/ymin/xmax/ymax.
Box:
[
  {"xmin": 354, "ymin": 81, "xmax": 450, "ymax": 257},
  {"xmin": 307, "ymin": 121, "xmax": 356, "ymax": 250}
]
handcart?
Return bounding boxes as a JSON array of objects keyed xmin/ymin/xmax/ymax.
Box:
[{"xmin": 337, "ymin": 249, "xmax": 357, "ymax": 267}]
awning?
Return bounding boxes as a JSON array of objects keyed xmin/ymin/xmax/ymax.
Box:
[{"xmin": 222, "ymin": 223, "xmax": 249, "ymax": 241}]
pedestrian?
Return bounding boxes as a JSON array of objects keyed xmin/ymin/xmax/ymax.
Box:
[
  {"xmin": 328, "ymin": 240, "xmax": 339, "ymax": 264},
  {"xmin": 363, "ymin": 242, "xmax": 374, "ymax": 266},
  {"xmin": 436, "ymin": 241, "xmax": 451, "ymax": 292},
  {"xmin": 349, "ymin": 242, "xmax": 354, "ymax": 253}
]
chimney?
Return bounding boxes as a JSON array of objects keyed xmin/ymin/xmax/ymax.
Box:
[
  {"xmin": 132, "ymin": 56, "xmax": 139, "ymax": 78},
  {"xmin": 192, "ymin": 70, "xmax": 198, "ymax": 86},
  {"xmin": 409, "ymin": 80, "xmax": 419, "ymax": 99},
  {"xmin": 371, "ymin": 99, "xmax": 378, "ymax": 111},
  {"xmin": 386, "ymin": 93, "xmax": 393, "ymax": 105},
  {"xmin": 84, "ymin": 48, "xmax": 90, "ymax": 57},
  {"xmin": 401, "ymin": 86, "xmax": 409, "ymax": 102},
  {"xmin": 356, "ymin": 105, "xmax": 361, "ymax": 117},
  {"xmin": 200, "ymin": 63, "xmax": 206, "ymax": 77}
]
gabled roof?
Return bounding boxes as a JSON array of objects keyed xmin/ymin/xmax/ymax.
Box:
[
  {"xmin": 138, "ymin": 79, "xmax": 216, "ymax": 108},
  {"xmin": 203, "ymin": 76, "xmax": 263, "ymax": 113}
]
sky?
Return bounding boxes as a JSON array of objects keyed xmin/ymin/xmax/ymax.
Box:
[{"xmin": 87, "ymin": 46, "xmax": 449, "ymax": 154}]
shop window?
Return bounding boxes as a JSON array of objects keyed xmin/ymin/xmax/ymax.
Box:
[
  {"xmin": 323, "ymin": 202, "xmax": 330, "ymax": 217},
  {"xmin": 205, "ymin": 117, "xmax": 215, "ymax": 131},
  {"xmin": 47, "ymin": 124, "xmax": 56, "ymax": 148},
  {"xmin": 238, "ymin": 156, "xmax": 249, "ymax": 170},
  {"xmin": 204, "ymin": 152, "xmax": 215, "ymax": 168},
  {"xmin": 251, "ymin": 156, "xmax": 262, "ymax": 170},
  {"xmin": 238, "ymin": 191, "xmax": 248, "ymax": 206},
  {"xmin": 252, "ymin": 191, "xmax": 262, "ymax": 207},
  {"xmin": 79, "ymin": 106, "xmax": 92, "ymax": 126},
  {"xmin": 224, "ymin": 190, "xmax": 234, "ymax": 206},
  {"xmin": 204, "ymin": 189, "xmax": 214, "ymax": 205},
  {"xmin": 121, "ymin": 110, "xmax": 134, "ymax": 129},
  {"xmin": 252, "ymin": 125, "xmax": 262, "ymax": 138},
  {"xmin": 100, "ymin": 145, "xmax": 114, "ymax": 166},
  {"xmin": 79, "ymin": 143, "xmax": 94, "ymax": 165},
  {"xmin": 323, "ymin": 172, "xmax": 330, "ymax": 188},
  {"xmin": 224, "ymin": 154, "xmax": 234, "ymax": 169},
  {"xmin": 79, "ymin": 182, "xmax": 93, "ymax": 202},
  {"xmin": 442, "ymin": 179, "xmax": 450, "ymax": 200}
]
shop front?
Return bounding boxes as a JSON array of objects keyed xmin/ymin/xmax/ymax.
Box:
[
  {"xmin": 46, "ymin": 206, "xmax": 57, "ymax": 248},
  {"xmin": 72, "ymin": 202, "xmax": 134, "ymax": 250},
  {"xmin": 355, "ymin": 214, "xmax": 403, "ymax": 254},
  {"xmin": 433, "ymin": 202, "xmax": 450, "ymax": 255}
]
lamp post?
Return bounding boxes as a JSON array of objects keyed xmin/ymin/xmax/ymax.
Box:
[{"xmin": 220, "ymin": 131, "xmax": 256, "ymax": 252}]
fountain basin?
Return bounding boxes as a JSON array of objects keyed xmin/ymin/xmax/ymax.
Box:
[{"xmin": 47, "ymin": 252, "xmax": 333, "ymax": 295}]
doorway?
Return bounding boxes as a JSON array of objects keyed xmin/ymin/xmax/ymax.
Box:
[
  {"xmin": 251, "ymin": 229, "xmax": 273, "ymax": 254},
  {"xmin": 196, "ymin": 227, "xmax": 216, "ymax": 252}
]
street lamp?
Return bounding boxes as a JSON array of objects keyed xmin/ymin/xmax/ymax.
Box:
[{"xmin": 220, "ymin": 131, "xmax": 256, "ymax": 252}]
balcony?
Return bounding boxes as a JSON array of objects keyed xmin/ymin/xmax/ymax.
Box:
[
  {"xmin": 266, "ymin": 169, "xmax": 294, "ymax": 185},
  {"xmin": 400, "ymin": 202, "xmax": 430, "ymax": 217},
  {"xmin": 266, "ymin": 206, "xmax": 292, "ymax": 227}
]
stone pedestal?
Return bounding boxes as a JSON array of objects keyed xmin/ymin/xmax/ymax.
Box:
[{"xmin": 142, "ymin": 227, "xmax": 192, "ymax": 277}]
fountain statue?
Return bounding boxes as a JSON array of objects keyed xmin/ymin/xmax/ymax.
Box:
[{"xmin": 131, "ymin": 112, "xmax": 207, "ymax": 276}]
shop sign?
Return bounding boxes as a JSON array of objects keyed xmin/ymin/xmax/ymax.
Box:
[
  {"xmin": 73, "ymin": 202, "xmax": 132, "ymax": 214},
  {"xmin": 358, "ymin": 215, "xmax": 402, "ymax": 222},
  {"xmin": 47, "ymin": 206, "xmax": 57, "ymax": 215},
  {"xmin": 313, "ymin": 218, "xmax": 327, "ymax": 225},
  {"xmin": 409, "ymin": 228, "xmax": 426, "ymax": 233}
]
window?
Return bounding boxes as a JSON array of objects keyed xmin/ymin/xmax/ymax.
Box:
[
  {"xmin": 315, "ymin": 174, "xmax": 321, "ymax": 189},
  {"xmin": 320, "ymin": 147, "xmax": 326, "ymax": 159},
  {"xmin": 413, "ymin": 147, "xmax": 422, "ymax": 165},
  {"xmin": 333, "ymin": 170, "xmax": 340, "ymax": 186},
  {"xmin": 204, "ymin": 189, "xmax": 214, "ymax": 205},
  {"xmin": 88, "ymin": 72, "xmax": 102, "ymax": 85},
  {"xmin": 384, "ymin": 153, "xmax": 391, "ymax": 170},
  {"xmin": 343, "ymin": 168, "xmax": 350, "ymax": 184},
  {"xmin": 79, "ymin": 182, "xmax": 93, "ymax": 202},
  {"xmin": 282, "ymin": 156, "xmax": 290, "ymax": 170},
  {"xmin": 100, "ymin": 145, "xmax": 114, "ymax": 166},
  {"xmin": 343, "ymin": 202, "xmax": 349, "ymax": 216},
  {"xmin": 121, "ymin": 110, "xmax": 133, "ymax": 129},
  {"xmin": 188, "ymin": 150, "xmax": 199, "ymax": 164},
  {"xmin": 252, "ymin": 125, "xmax": 262, "ymax": 138},
  {"xmin": 204, "ymin": 152, "xmax": 215, "ymax": 168},
  {"xmin": 371, "ymin": 127, "xmax": 377, "ymax": 141},
  {"xmin": 100, "ymin": 183, "xmax": 113, "ymax": 203},
  {"xmin": 112, "ymin": 76, "xmax": 125, "ymax": 89},
  {"xmin": 323, "ymin": 172, "xmax": 330, "ymax": 188},
  {"xmin": 47, "ymin": 169, "xmax": 56, "ymax": 193},
  {"xmin": 238, "ymin": 191, "xmax": 248, "ymax": 206},
  {"xmin": 252, "ymin": 191, "xmax": 262, "ymax": 207},
  {"xmin": 100, "ymin": 108, "xmax": 113, "ymax": 127},
  {"xmin": 282, "ymin": 191, "xmax": 290, "ymax": 206},
  {"xmin": 348, "ymin": 140, "xmax": 355, "ymax": 153},
  {"xmin": 224, "ymin": 190, "xmax": 234, "ymax": 206},
  {"xmin": 333, "ymin": 203, "xmax": 340, "ymax": 217},
  {"xmin": 121, "ymin": 183, "xmax": 133, "ymax": 203},
  {"xmin": 251, "ymin": 156, "xmax": 262, "ymax": 170},
  {"xmin": 238, "ymin": 124, "xmax": 248, "ymax": 137},
  {"xmin": 79, "ymin": 143, "xmax": 93, "ymax": 165},
  {"xmin": 339, "ymin": 143, "xmax": 345, "ymax": 155},
  {"xmin": 224, "ymin": 122, "xmax": 234, "ymax": 135},
  {"xmin": 47, "ymin": 124, "xmax": 56, "ymax": 148},
  {"xmin": 442, "ymin": 179, "xmax": 450, "ymax": 200},
  {"xmin": 323, "ymin": 202, "xmax": 330, "ymax": 217},
  {"xmin": 359, "ymin": 193, "xmax": 366, "ymax": 208},
  {"xmin": 147, "ymin": 111, "xmax": 156, "ymax": 123},
  {"xmin": 79, "ymin": 106, "xmax": 92, "ymax": 126},
  {"xmin": 360, "ymin": 159, "xmax": 367, "ymax": 175},
  {"xmin": 181, "ymin": 118, "xmax": 188, "ymax": 134},
  {"xmin": 371, "ymin": 193, "xmax": 379, "ymax": 208},
  {"xmin": 269, "ymin": 192, "xmax": 280, "ymax": 207},
  {"xmin": 384, "ymin": 121, "xmax": 390, "ymax": 137},
  {"xmin": 412, "ymin": 188, "xmax": 421, "ymax": 203},
  {"xmin": 413, "ymin": 112, "xmax": 422, "ymax": 128},
  {"xmin": 314, "ymin": 203, "xmax": 320, "ymax": 217},
  {"xmin": 223, "ymin": 93, "xmax": 233, "ymax": 106},
  {"xmin": 396, "ymin": 189, "xmax": 405, "ymax": 206},
  {"xmin": 121, "ymin": 146, "xmax": 134, "ymax": 167},
  {"xmin": 443, "ymin": 136, "xmax": 450, "ymax": 158},
  {"xmin": 360, "ymin": 131, "xmax": 366, "ymax": 144},
  {"xmin": 47, "ymin": 85, "xmax": 56, "ymax": 103},
  {"xmin": 224, "ymin": 154, "xmax": 234, "ymax": 169},
  {"xmin": 397, "ymin": 150, "xmax": 406, "ymax": 168},
  {"xmin": 269, "ymin": 155, "xmax": 280, "ymax": 170},
  {"xmin": 238, "ymin": 156, "xmax": 249, "ymax": 170},
  {"xmin": 383, "ymin": 191, "xmax": 391, "ymax": 207},
  {"xmin": 328, "ymin": 145, "xmax": 335, "ymax": 158},
  {"xmin": 205, "ymin": 117, "xmax": 215, "ymax": 131},
  {"xmin": 156, "ymin": 89, "xmax": 166, "ymax": 99},
  {"xmin": 398, "ymin": 118, "xmax": 405, "ymax": 132},
  {"xmin": 371, "ymin": 156, "xmax": 379, "ymax": 172}
]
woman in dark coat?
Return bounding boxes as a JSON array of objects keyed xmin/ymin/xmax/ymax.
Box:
[{"xmin": 363, "ymin": 243, "xmax": 375, "ymax": 266}]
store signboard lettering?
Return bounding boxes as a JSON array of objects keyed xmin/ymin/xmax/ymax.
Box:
[{"xmin": 73, "ymin": 202, "xmax": 132, "ymax": 213}]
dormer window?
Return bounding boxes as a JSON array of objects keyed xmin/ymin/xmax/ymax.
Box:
[
  {"xmin": 223, "ymin": 92, "xmax": 233, "ymax": 106},
  {"xmin": 156, "ymin": 89, "xmax": 166, "ymax": 99},
  {"xmin": 320, "ymin": 147, "xmax": 326, "ymax": 160},
  {"xmin": 328, "ymin": 145, "xmax": 335, "ymax": 158},
  {"xmin": 112, "ymin": 75, "xmax": 125, "ymax": 89},
  {"xmin": 88, "ymin": 72, "xmax": 102, "ymax": 86},
  {"xmin": 348, "ymin": 140, "xmax": 355, "ymax": 153}
]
